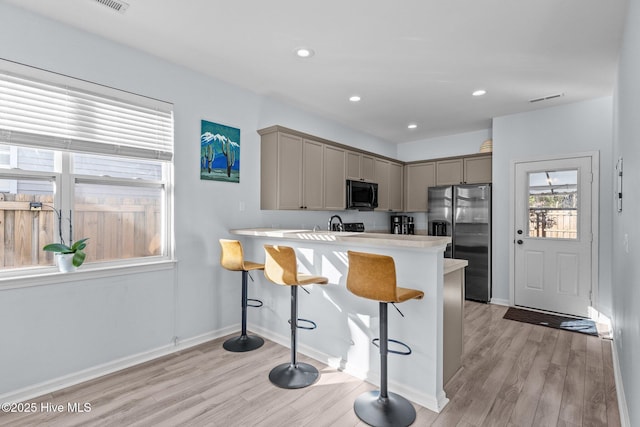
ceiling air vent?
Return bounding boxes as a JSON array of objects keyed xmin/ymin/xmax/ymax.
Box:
[
  {"xmin": 94, "ymin": 0, "xmax": 129, "ymax": 13},
  {"xmin": 529, "ymin": 93, "xmax": 564, "ymax": 103}
]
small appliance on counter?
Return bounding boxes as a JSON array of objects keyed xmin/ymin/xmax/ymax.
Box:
[
  {"xmin": 390, "ymin": 215, "xmax": 415, "ymax": 235},
  {"xmin": 342, "ymin": 222, "xmax": 365, "ymax": 232}
]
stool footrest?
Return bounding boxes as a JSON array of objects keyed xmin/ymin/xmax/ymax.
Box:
[
  {"xmin": 372, "ymin": 338, "xmax": 412, "ymax": 355},
  {"xmin": 288, "ymin": 318, "xmax": 317, "ymax": 330},
  {"xmin": 247, "ymin": 298, "xmax": 263, "ymax": 308}
]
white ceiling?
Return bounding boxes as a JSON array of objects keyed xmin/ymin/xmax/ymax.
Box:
[{"xmin": 6, "ymin": 0, "xmax": 629, "ymax": 144}]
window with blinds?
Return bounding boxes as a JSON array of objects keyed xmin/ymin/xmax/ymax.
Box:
[{"xmin": 0, "ymin": 59, "xmax": 174, "ymax": 274}]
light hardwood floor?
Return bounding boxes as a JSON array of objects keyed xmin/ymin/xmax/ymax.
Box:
[{"xmin": 0, "ymin": 302, "xmax": 620, "ymax": 426}]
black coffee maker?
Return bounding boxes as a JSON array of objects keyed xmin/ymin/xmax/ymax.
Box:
[
  {"xmin": 391, "ymin": 215, "xmax": 403, "ymax": 234},
  {"xmin": 390, "ymin": 215, "xmax": 414, "ymax": 235},
  {"xmin": 407, "ymin": 217, "xmax": 414, "ymax": 235},
  {"xmin": 431, "ymin": 221, "xmax": 447, "ymax": 236}
]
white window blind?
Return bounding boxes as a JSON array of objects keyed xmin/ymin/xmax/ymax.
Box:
[{"xmin": 0, "ymin": 60, "xmax": 173, "ymax": 160}]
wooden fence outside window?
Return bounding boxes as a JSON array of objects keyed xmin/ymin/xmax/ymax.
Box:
[{"xmin": 0, "ymin": 194, "xmax": 161, "ymax": 269}]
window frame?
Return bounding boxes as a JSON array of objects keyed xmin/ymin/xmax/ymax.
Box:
[
  {"xmin": 0, "ymin": 149, "xmax": 174, "ymax": 283},
  {"xmin": 0, "ymin": 61, "xmax": 175, "ymax": 285}
]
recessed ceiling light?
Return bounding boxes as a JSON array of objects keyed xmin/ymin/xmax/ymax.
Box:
[
  {"xmin": 408, "ymin": 123, "xmax": 418, "ymax": 129},
  {"xmin": 349, "ymin": 95, "xmax": 361, "ymax": 102},
  {"xmin": 472, "ymin": 89, "xmax": 487, "ymax": 97},
  {"xmin": 295, "ymin": 47, "xmax": 315, "ymax": 58}
]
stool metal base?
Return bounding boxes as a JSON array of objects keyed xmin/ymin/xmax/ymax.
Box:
[
  {"xmin": 353, "ymin": 390, "xmax": 416, "ymax": 427},
  {"xmin": 222, "ymin": 334, "xmax": 264, "ymax": 352},
  {"xmin": 269, "ymin": 362, "xmax": 319, "ymax": 389}
]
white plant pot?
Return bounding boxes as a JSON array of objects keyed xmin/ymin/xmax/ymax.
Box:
[{"xmin": 56, "ymin": 253, "xmax": 77, "ymax": 273}]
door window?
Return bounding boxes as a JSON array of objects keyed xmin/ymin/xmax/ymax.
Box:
[{"xmin": 527, "ymin": 169, "xmax": 578, "ymax": 239}]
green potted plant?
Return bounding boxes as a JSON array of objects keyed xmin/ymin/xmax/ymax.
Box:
[{"xmin": 43, "ymin": 238, "xmax": 89, "ymax": 272}]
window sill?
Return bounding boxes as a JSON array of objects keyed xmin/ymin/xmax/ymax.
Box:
[{"xmin": 0, "ymin": 259, "xmax": 177, "ymax": 291}]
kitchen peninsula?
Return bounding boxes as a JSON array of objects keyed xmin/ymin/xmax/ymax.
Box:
[{"xmin": 229, "ymin": 228, "xmax": 466, "ymax": 412}]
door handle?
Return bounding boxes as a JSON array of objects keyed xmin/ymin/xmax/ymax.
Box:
[
  {"xmin": 517, "ymin": 229, "xmax": 523, "ymax": 235},
  {"xmin": 517, "ymin": 239, "xmax": 523, "ymax": 245}
]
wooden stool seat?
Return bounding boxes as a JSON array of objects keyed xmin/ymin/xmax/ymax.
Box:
[
  {"xmin": 263, "ymin": 245, "xmax": 328, "ymax": 389},
  {"xmin": 219, "ymin": 239, "xmax": 265, "ymax": 352},
  {"xmin": 241, "ymin": 260, "xmax": 265, "ymax": 271},
  {"xmin": 395, "ymin": 287, "xmax": 424, "ymax": 303},
  {"xmin": 347, "ymin": 250, "xmax": 423, "ymax": 427}
]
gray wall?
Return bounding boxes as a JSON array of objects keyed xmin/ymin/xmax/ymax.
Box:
[
  {"xmin": 612, "ymin": 0, "xmax": 640, "ymax": 423},
  {"xmin": 396, "ymin": 129, "xmax": 492, "ymax": 162},
  {"xmin": 0, "ymin": 2, "xmax": 395, "ymax": 396},
  {"xmin": 492, "ymin": 98, "xmax": 613, "ymax": 311}
]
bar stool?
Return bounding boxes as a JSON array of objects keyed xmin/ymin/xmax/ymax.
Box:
[
  {"xmin": 346, "ymin": 250, "xmax": 424, "ymax": 427},
  {"xmin": 263, "ymin": 244, "xmax": 328, "ymax": 389},
  {"xmin": 219, "ymin": 239, "xmax": 265, "ymax": 352}
]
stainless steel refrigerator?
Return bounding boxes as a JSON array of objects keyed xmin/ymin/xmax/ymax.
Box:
[{"xmin": 428, "ymin": 184, "xmax": 491, "ymax": 302}]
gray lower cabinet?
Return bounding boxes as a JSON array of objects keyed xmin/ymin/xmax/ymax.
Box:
[{"xmin": 443, "ymin": 263, "xmax": 465, "ymax": 385}]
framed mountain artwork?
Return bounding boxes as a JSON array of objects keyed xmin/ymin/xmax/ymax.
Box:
[{"xmin": 200, "ymin": 120, "xmax": 240, "ymax": 183}]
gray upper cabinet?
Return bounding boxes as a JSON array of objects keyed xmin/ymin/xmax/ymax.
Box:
[
  {"xmin": 375, "ymin": 159, "xmax": 403, "ymax": 212},
  {"xmin": 435, "ymin": 154, "xmax": 492, "ymax": 185},
  {"xmin": 463, "ymin": 155, "xmax": 492, "ymax": 184},
  {"xmin": 404, "ymin": 162, "xmax": 436, "ymax": 212},
  {"xmin": 260, "ymin": 131, "xmax": 324, "ymax": 210},
  {"xmin": 261, "ymin": 126, "xmax": 350, "ymax": 211},
  {"xmin": 389, "ymin": 161, "xmax": 403, "ymax": 211},
  {"xmin": 260, "ymin": 126, "xmax": 485, "ymax": 212},
  {"xmin": 323, "ymin": 145, "xmax": 346, "ymax": 210},
  {"xmin": 260, "ymin": 131, "xmax": 302, "ymax": 210},
  {"xmin": 346, "ymin": 151, "xmax": 375, "ymax": 182},
  {"xmin": 374, "ymin": 159, "xmax": 390, "ymax": 211},
  {"xmin": 302, "ymin": 139, "xmax": 325, "ymax": 210},
  {"xmin": 436, "ymin": 159, "xmax": 464, "ymax": 186}
]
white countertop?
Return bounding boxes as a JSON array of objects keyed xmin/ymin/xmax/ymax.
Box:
[
  {"xmin": 444, "ymin": 258, "xmax": 468, "ymax": 274},
  {"xmin": 230, "ymin": 228, "xmax": 451, "ymax": 249}
]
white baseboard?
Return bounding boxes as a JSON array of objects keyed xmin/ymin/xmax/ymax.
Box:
[
  {"xmin": 610, "ymin": 339, "xmax": 631, "ymax": 427},
  {"xmin": 490, "ymin": 298, "xmax": 510, "ymax": 306},
  {"xmin": 0, "ymin": 325, "xmax": 238, "ymax": 405},
  {"xmin": 250, "ymin": 325, "xmax": 449, "ymax": 413}
]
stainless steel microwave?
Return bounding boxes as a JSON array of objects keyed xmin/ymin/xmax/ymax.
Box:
[{"xmin": 346, "ymin": 180, "xmax": 378, "ymax": 210}]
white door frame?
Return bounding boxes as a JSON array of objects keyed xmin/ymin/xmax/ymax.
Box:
[{"xmin": 509, "ymin": 151, "xmax": 600, "ymax": 318}]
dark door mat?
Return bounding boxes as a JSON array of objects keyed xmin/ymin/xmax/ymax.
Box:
[{"xmin": 503, "ymin": 307, "xmax": 598, "ymax": 336}]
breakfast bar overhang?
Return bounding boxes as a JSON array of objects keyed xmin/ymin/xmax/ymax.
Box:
[{"xmin": 228, "ymin": 228, "xmax": 465, "ymax": 413}]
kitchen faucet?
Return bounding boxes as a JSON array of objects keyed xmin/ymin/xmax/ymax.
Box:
[{"xmin": 328, "ymin": 215, "xmax": 344, "ymax": 232}]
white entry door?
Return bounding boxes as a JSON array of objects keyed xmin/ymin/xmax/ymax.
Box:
[{"xmin": 514, "ymin": 156, "xmax": 593, "ymax": 317}]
